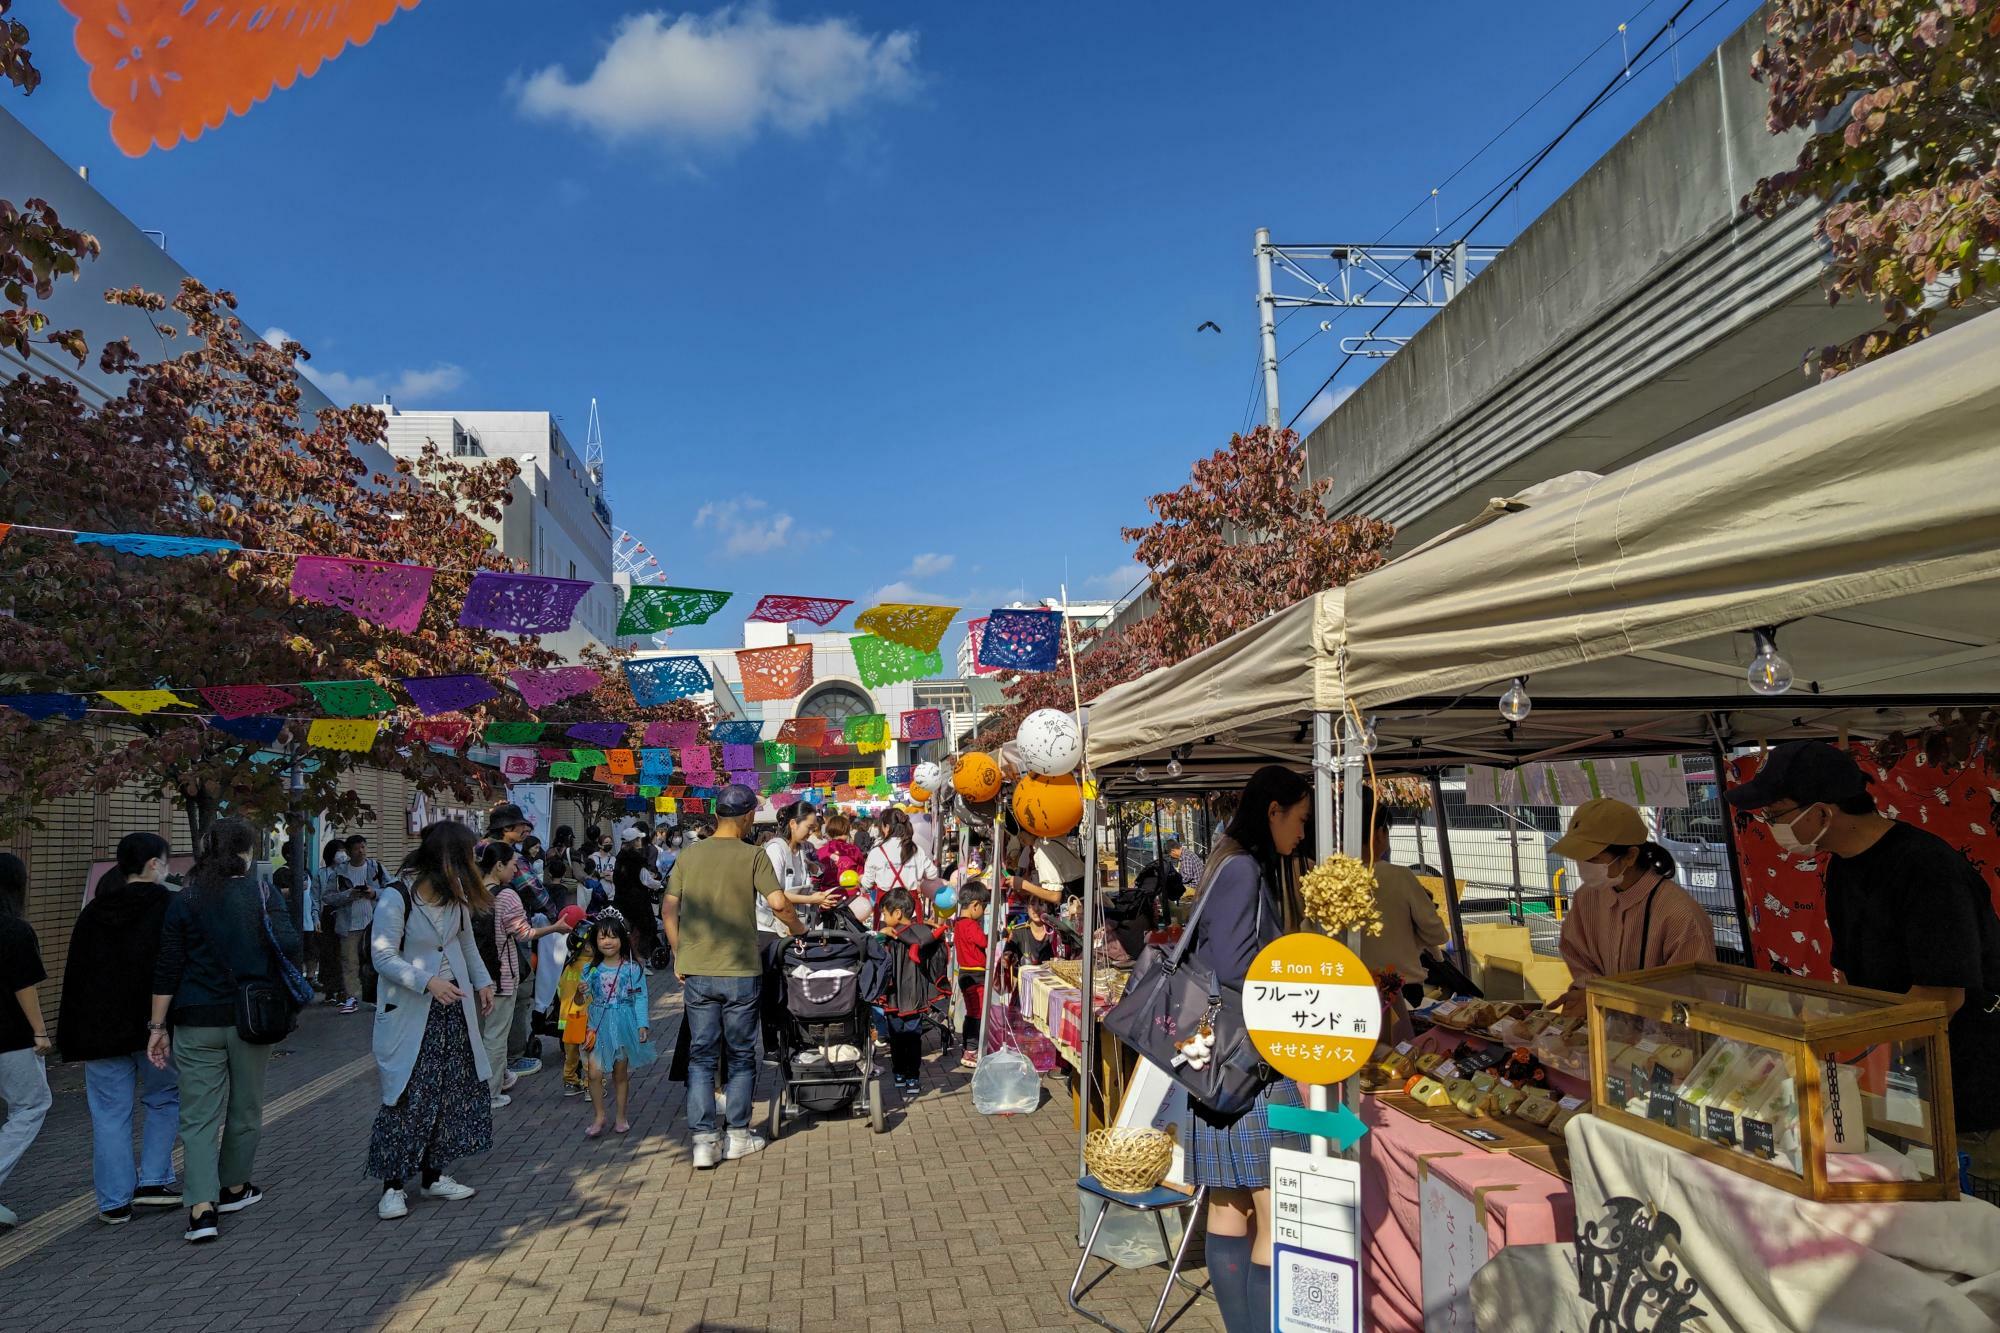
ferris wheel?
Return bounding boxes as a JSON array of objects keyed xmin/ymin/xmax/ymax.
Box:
[{"xmin": 613, "ymin": 530, "xmax": 671, "ymax": 645}]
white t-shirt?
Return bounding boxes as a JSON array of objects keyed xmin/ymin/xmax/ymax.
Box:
[
  {"xmin": 1026, "ymin": 840, "xmax": 1085, "ymax": 894},
  {"xmin": 759, "ymin": 839, "xmax": 813, "ymax": 937},
  {"xmin": 861, "ymin": 839, "xmax": 939, "ymax": 897}
]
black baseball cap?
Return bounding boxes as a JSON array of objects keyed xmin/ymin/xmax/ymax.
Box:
[
  {"xmin": 1723, "ymin": 741, "xmax": 1870, "ymax": 810},
  {"xmin": 715, "ymin": 783, "xmax": 759, "ymax": 819}
]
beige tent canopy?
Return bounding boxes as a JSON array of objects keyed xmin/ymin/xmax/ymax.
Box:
[{"xmin": 1088, "ymin": 307, "xmax": 2000, "ymax": 794}]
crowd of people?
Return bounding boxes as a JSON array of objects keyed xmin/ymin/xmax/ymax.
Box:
[{"xmin": 0, "ymin": 783, "xmax": 1125, "ymax": 1245}]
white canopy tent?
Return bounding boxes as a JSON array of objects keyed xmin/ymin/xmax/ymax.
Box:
[{"xmin": 1088, "ymin": 306, "xmax": 2000, "ymax": 795}]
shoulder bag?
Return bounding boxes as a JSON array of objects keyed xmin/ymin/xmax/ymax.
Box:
[
  {"xmin": 1101, "ymin": 851, "xmax": 1278, "ymax": 1121},
  {"xmin": 230, "ymin": 881, "xmax": 304, "ymax": 1044}
]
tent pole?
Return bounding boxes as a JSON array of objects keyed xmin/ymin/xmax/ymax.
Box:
[
  {"xmin": 1074, "ymin": 792, "xmax": 1098, "ymax": 1181},
  {"xmin": 1710, "ymin": 740, "xmax": 1756, "ymax": 968},
  {"xmin": 1429, "ymin": 771, "xmax": 1469, "ymax": 967},
  {"xmin": 1310, "ymin": 713, "xmax": 1341, "ymax": 1159}
]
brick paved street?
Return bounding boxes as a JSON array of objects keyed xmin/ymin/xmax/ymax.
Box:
[{"xmin": 0, "ymin": 985, "xmax": 1221, "ymax": 1333}]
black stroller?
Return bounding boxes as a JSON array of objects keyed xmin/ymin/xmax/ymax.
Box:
[{"xmin": 766, "ymin": 923, "xmax": 890, "ymax": 1138}]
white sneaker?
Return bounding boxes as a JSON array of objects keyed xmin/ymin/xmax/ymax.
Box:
[
  {"xmin": 501, "ymin": 1070, "xmax": 519, "ymax": 1092},
  {"xmin": 490, "ymin": 1093, "xmax": 511, "ymax": 1109},
  {"xmin": 377, "ymin": 1189, "xmax": 409, "ymax": 1221},
  {"xmin": 725, "ymin": 1130, "xmax": 767, "ymax": 1161},
  {"xmin": 421, "ymin": 1176, "xmax": 476, "ymax": 1202},
  {"xmin": 691, "ymin": 1135, "xmax": 721, "ymax": 1170}
]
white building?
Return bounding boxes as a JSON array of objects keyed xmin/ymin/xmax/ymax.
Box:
[
  {"xmin": 956, "ymin": 597, "xmax": 1118, "ymax": 678},
  {"xmin": 370, "ymin": 404, "xmax": 618, "ymax": 659}
]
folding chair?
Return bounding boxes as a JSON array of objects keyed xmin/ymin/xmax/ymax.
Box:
[{"xmin": 1067, "ymin": 1175, "xmax": 1210, "ymax": 1333}]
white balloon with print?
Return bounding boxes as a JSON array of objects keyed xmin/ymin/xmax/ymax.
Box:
[{"xmin": 1016, "ymin": 709, "xmax": 1084, "ymax": 776}]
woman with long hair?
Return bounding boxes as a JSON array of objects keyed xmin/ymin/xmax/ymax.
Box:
[
  {"xmin": 611, "ymin": 826, "xmax": 665, "ymax": 970},
  {"xmin": 148, "ymin": 817, "xmax": 302, "ymax": 1244},
  {"xmin": 859, "ymin": 808, "xmax": 939, "ymax": 928},
  {"xmin": 59, "ymin": 832, "xmax": 181, "ymax": 1223},
  {"xmin": 367, "ymin": 821, "xmax": 496, "ymax": 1221},
  {"xmin": 1177, "ymin": 766, "xmax": 1314, "ymax": 1332},
  {"xmin": 0, "ymin": 853, "xmax": 52, "ymax": 1230}
]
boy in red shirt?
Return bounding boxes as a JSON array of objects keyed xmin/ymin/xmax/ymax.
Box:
[{"xmin": 943, "ymin": 883, "xmax": 991, "ymax": 1069}]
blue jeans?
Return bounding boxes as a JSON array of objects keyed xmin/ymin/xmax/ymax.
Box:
[
  {"xmin": 83, "ymin": 1053, "xmax": 179, "ymax": 1211},
  {"xmin": 682, "ymin": 974, "xmax": 760, "ymax": 1137}
]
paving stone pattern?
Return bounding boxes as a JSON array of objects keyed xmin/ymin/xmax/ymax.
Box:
[{"xmin": 0, "ymin": 984, "xmax": 1221, "ymax": 1332}]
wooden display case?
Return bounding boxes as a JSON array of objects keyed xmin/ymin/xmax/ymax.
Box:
[{"xmin": 1584, "ymin": 962, "xmax": 1957, "ymax": 1203}]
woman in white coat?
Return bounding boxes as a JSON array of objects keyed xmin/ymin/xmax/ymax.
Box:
[
  {"xmin": 366, "ymin": 822, "xmax": 496, "ymax": 1222},
  {"xmin": 858, "ymin": 809, "xmax": 941, "ymax": 926}
]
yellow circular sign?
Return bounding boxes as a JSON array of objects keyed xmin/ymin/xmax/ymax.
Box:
[{"xmin": 1244, "ymin": 932, "xmax": 1382, "ymax": 1084}]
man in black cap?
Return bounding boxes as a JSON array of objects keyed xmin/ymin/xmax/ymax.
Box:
[
  {"xmin": 1727, "ymin": 740, "xmax": 2000, "ymax": 1177},
  {"xmin": 486, "ymin": 802, "xmax": 548, "ymax": 1080},
  {"xmin": 663, "ymin": 784, "xmax": 799, "ymax": 1170}
]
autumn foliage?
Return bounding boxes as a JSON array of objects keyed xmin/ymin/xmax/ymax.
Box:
[
  {"xmin": 1748, "ymin": 1, "xmax": 2000, "ymax": 375},
  {"xmin": 989, "ymin": 427, "xmax": 1395, "ymax": 733}
]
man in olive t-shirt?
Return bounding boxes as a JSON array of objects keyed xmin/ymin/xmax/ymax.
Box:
[{"xmin": 663, "ymin": 784, "xmax": 799, "ymax": 1169}]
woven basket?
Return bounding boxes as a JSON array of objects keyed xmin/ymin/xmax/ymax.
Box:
[{"xmin": 1085, "ymin": 1127, "xmax": 1175, "ymax": 1194}]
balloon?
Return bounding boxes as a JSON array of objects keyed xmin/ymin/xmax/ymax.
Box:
[
  {"xmin": 1016, "ymin": 709, "xmax": 1083, "ymax": 775},
  {"xmin": 913, "ymin": 761, "xmax": 943, "ymax": 792},
  {"xmin": 910, "ymin": 782, "xmax": 932, "ymax": 803},
  {"xmin": 839, "ymin": 869, "xmax": 861, "ymax": 888},
  {"xmin": 955, "ymin": 792, "xmax": 998, "ymax": 831},
  {"xmin": 954, "ymin": 752, "xmax": 1002, "ymax": 802},
  {"xmin": 557, "ymin": 905, "xmax": 587, "ymax": 929},
  {"xmin": 933, "ymin": 885, "xmax": 957, "ymax": 913},
  {"xmin": 1013, "ymin": 772, "xmax": 1084, "ymax": 838}
]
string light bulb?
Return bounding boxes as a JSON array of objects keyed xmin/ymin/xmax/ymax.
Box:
[
  {"xmin": 1361, "ymin": 716, "xmax": 1380, "ymax": 755},
  {"xmin": 1746, "ymin": 627, "xmax": 1794, "ymax": 696},
  {"xmin": 1498, "ymin": 677, "xmax": 1533, "ymax": 724},
  {"xmin": 1134, "ymin": 765, "xmax": 1149, "ymax": 782},
  {"xmin": 1167, "ymin": 755, "xmax": 1184, "ymax": 778}
]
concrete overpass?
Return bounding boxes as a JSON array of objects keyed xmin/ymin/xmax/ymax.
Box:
[{"xmin": 1304, "ymin": 10, "xmax": 1885, "ymax": 547}]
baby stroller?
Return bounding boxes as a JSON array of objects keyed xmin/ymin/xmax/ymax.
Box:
[{"xmin": 767, "ymin": 925, "xmax": 890, "ymax": 1139}]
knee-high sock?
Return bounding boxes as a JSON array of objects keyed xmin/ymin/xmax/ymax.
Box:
[
  {"xmin": 1246, "ymin": 1261, "xmax": 1272, "ymax": 1331},
  {"xmin": 1206, "ymin": 1231, "xmax": 1255, "ymax": 1333}
]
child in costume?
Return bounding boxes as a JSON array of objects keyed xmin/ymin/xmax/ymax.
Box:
[
  {"xmin": 581, "ymin": 911, "xmax": 655, "ymax": 1135},
  {"xmin": 874, "ymin": 888, "xmax": 950, "ymax": 1095},
  {"xmin": 556, "ymin": 912, "xmax": 593, "ymax": 1097},
  {"xmin": 942, "ymin": 882, "xmax": 991, "ymax": 1068}
]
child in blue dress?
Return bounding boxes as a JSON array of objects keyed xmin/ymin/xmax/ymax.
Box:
[{"xmin": 581, "ymin": 911, "xmax": 654, "ymax": 1138}]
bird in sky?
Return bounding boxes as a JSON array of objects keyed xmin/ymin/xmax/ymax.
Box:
[{"xmin": 1196, "ymin": 320, "xmax": 1221, "ymax": 333}]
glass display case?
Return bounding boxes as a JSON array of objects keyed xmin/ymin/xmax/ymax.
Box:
[{"xmin": 1584, "ymin": 963, "xmax": 1957, "ymax": 1203}]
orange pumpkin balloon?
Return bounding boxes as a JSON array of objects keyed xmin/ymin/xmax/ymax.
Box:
[
  {"xmin": 1012, "ymin": 772, "xmax": 1084, "ymax": 839},
  {"xmin": 954, "ymin": 752, "xmax": 1003, "ymax": 803},
  {"xmin": 909, "ymin": 782, "xmax": 933, "ymax": 803}
]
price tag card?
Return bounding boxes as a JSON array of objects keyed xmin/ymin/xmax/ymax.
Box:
[
  {"xmin": 1705, "ymin": 1105, "xmax": 1738, "ymax": 1147},
  {"xmin": 1742, "ymin": 1117, "xmax": 1776, "ymax": 1159},
  {"xmin": 1605, "ymin": 1072, "xmax": 1628, "ymax": 1106},
  {"xmin": 1558, "ymin": 1095, "xmax": 1585, "ymax": 1111}
]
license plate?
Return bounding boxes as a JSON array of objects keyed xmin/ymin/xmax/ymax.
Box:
[{"xmin": 1691, "ymin": 870, "xmax": 1718, "ymax": 888}]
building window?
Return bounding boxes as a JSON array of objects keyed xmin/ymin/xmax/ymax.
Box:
[{"xmin": 798, "ymin": 683, "xmax": 874, "ymax": 725}]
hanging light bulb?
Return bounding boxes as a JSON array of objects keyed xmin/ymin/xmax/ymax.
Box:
[
  {"xmin": 1134, "ymin": 765, "xmax": 1150, "ymax": 782},
  {"xmin": 1361, "ymin": 716, "xmax": 1380, "ymax": 755},
  {"xmin": 1499, "ymin": 677, "xmax": 1533, "ymax": 723},
  {"xmin": 1167, "ymin": 755, "xmax": 1184, "ymax": 778},
  {"xmin": 1746, "ymin": 626, "xmax": 1794, "ymax": 696}
]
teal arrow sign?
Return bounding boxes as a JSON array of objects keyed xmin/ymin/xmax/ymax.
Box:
[{"xmin": 1268, "ymin": 1100, "xmax": 1369, "ymax": 1151}]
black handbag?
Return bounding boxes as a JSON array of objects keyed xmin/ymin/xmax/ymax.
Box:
[
  {"xmin": 227, "ymin": 880, "xmax": 299, "ymax": 1045},
  {"xmin": 1101, "ymin": 852, "xmax": 1277, "ymax": 1121}
]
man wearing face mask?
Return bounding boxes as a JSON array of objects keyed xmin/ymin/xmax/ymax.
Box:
[
  {"xmin": 1549, "ymin": 797, "xmax": 1716, "ymax": 1011},
  {"xmin": 1726, "ymin": 740, "xmax": 2000, "ymax": 1179}
]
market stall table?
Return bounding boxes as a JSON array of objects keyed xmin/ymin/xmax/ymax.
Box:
[{"xmin": 1359, "ymin": 1091, "xmax": 1578, "ymax": 1332}]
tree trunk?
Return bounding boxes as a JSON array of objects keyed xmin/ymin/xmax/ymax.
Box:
[{"xmin": 186, "ymin": 791, "xmax": 217, "ymax": 849}]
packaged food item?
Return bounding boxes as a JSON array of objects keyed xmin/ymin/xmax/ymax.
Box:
[
  {"xmin": 1407, "ymin": 1076, "xmax": 1453, "ymax": 1108},
  {"xmin": 1470, "ymin": 1070, "xmax": 1501, "ymax": 1095},
  {"xmin": 1550, "ymin": 1105, "xmax": 1584, "ymax": 1134},
  {"xmin": 1414, "ymin": 1050, "xmax": 1446, "ymax": 1074},
  {"xmin": 1515, "ymin": 1092, "xmax": 1559, "ymax": 1126},
  {"xmin": 1486, "ymin": 1085, "xmax": 1527, "ymax": 1117},
  {"xmin": 1446, "ymin": 1079, "xmax": 1489, "ymax": 1117}
]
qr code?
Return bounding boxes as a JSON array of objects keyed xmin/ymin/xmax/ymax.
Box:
[
  {"xmin": 1291, "ymin": 1267, "xmax": 1344, "ymax": 1323},
  {"xmin": 1280, "ymin": 1257, "xmax": 1350, "ymax": 1332}
]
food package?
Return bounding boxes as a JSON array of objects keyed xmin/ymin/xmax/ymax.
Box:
[
  {"xmin": 1407, "ymin": 1076, "xmax": 1453, "ymax": 1108},
  {"xmin": 1414, "ymin": 1050, "xmax": 1446, "ymax": 1075},
  {"xmin": 1446, "ymin": 1079, "xmax": 1487, "ymax": 1117},
  {"xmin": 1470, "ymin": 1070, "xmax": 1501, "ymax": 1095},
  {"xmin": 1486, "ymin": 1084, "xmax": 1527, "ymax": 1117},
  {"xmin": 1651, "ymin": 1043, "xmax": 1696, "ymax": 1079},
  {"xmin": 1515, "ymin": 1092, "xmax": 1559, "ymax": 1126},
  {"xmin": 1550, "ymin": 1105, "xmax": 1584, "ymax": 1134}
]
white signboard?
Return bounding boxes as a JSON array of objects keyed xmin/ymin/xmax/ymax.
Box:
[
  {"xmin": 1464, "ymin": 754, "xmax": 1688, "ymax": 809},
  {"xmin": 1418, "ymin": 1167, "xmax": 1484, "ymax": 1332},
  {"xmin": 1270, "ymin": 1148, "xmax": 1362, "ymax": 1333},
  {"xmin": 508, "ymin": 783, "xmax": 554, "ymax": 844}
]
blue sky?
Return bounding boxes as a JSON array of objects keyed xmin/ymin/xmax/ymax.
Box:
[{"xmin": 9, "ymin": 0, "xmax": 1761, "ymax": 653}]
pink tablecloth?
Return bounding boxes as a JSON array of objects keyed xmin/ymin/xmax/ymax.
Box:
[{"xmin": 1359, "ymin": 1095, "xmax": 1577, "ymax": 1333}]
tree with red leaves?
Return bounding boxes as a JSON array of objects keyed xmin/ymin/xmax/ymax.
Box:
[
  {"xmin": 1748, "ymin": 2, "xmax": 2000, "ymax": 376},
  {"xmin": 988, "ymin": 427, "xmax": 1395, "ymax": 734}
]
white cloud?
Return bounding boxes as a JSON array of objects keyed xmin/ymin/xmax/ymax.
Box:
[
  {"xmin": 1292, "ymin": 384, "xmax": 1357, "ymax": 437},
  {"xmin": 865, "ymin": 580, "xmax": 947, "ymax": 605},
  {"xmin": 1082, "ymin": 562, "xmax": 1148, "ymax": 597},
  {"xmin": 905, "ymin": 552, "xmax": 953, "ymax": 579},
  {"xmin": 515, "ymin": 5, "xmax": 919, "ymax": 150},
  {"xmin": 262, "ymin": 327, "xmax": 466, "ymax": 407},
  {"xmin": 694, "ymin": 495, "xmax": 825, "ymax": 556}
]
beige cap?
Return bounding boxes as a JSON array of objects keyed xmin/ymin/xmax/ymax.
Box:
[{"xmin": 1550, "ymin": 797, "xmax": 1649, "ymax": 861}]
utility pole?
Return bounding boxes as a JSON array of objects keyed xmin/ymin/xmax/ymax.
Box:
[{"xmin": 1255, "ymin": 227, "xmax": 1282, "ymax": 430}]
